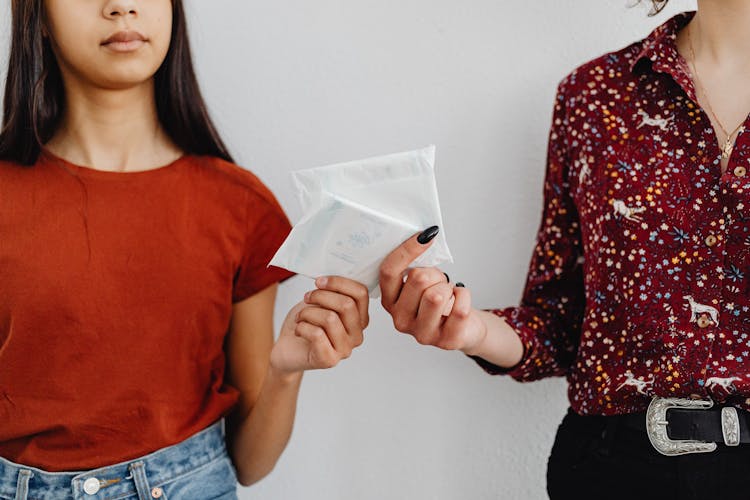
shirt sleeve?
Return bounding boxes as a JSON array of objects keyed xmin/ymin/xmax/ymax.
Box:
[
  {"xmin": 469, "ymin": 78, "xmax": 586, "ymax": 382},
  {"xmin": 231, "ymin": 185, "xmax": 296, "ymax": 303}
]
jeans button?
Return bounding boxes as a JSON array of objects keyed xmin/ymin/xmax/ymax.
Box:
[
  {"xmin": 151, "ymin": 486, "xmax": 164, "ymax": 498},
  {"xmin": 83, "ymin": 477, "xmax": 100, "ymax": 495}
]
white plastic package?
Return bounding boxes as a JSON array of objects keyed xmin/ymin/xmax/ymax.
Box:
[{"xmin": 269, "ymin": 145, "xmax": 453, "ymax": 296}]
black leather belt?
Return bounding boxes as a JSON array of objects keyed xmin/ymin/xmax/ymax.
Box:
[
  {"xmin": 618, "ymin": 407, "xmax": 750, "ymax": 443},
  {"xmin": 603, "ymin": 397, "xmax": 750, "ymax": 456}
]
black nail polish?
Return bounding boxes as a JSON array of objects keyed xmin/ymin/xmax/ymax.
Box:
[
  {"xmin": 417, "ymin": 226, "xmax": 439, "ymax": 244},
  {"xmin": 443, "ymin": 272, "xmax": 450, "ymax": 283},
  {"xmin": 456, "ymin": 282, "xmax": 465, "ymax": 288}
]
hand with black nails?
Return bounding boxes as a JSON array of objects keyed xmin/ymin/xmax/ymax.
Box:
[{"xmin": 378, "ymin": 226, "xmax": 488, "ymax": 352}]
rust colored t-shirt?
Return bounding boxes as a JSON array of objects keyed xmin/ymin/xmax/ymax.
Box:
[{"xmin": 0, "ymin": 150, "xmax": 295, "ymax": 471}]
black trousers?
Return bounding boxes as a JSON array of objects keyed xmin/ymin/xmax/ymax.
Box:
[{"xmin": 547, "ymin": 407, "xmax": 750, "ymax": 500}]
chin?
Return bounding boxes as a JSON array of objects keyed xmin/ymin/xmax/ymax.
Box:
[
  {"xmin": 96, "ymin": 72, "xmax": 158, "ymax": 91},
  {"xmin": 92, "ymin": 63, "xmax": 162, "ymax": 90}
]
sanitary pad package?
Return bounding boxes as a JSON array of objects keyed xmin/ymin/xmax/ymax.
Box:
[{"xmin": 269, "ymin": 145, "xmax": 453, "ymax": 296}]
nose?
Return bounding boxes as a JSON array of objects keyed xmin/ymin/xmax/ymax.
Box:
[{"xmin": 103, "ymin": 0, "xmax": 138, "ymax": 19}]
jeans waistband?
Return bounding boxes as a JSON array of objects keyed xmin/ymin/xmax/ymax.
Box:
[{"xmin": 0, "ymin": 419, "xmax": 226, "ymax": 500}]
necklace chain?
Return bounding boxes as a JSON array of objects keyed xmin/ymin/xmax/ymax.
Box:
[{"xmin": 686, "ymin": 24, "xmax": 745, "ymax": 160}]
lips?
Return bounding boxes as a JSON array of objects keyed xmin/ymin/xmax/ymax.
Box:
[
  {"xmin": 102, "ymin": 30, "xmax": 147, "ymax": 45},
  {"xmin": 101, "ymin": 30, "xmax": 148, "ymax": 53}
]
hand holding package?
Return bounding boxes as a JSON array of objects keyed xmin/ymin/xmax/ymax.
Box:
[{"xmin": 269, "ymin": 145, "xmax": 453, "ymax": 296}]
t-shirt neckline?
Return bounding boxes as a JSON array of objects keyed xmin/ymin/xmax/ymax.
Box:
[{"xmin": 39, "ymin": 148, "xmax": 190, "ymax": 180}]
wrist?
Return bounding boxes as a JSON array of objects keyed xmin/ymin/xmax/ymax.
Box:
[
  {"xmin": 267, "ymin": 360, "xmax": 304, "ymax": 386},
  {"xmin": 459, "ymin": 308, "xmax": 489, "ymax": 357},
  {"xmin": 462, "ymin": 309, "xmax": 525, "ymax": 369}
]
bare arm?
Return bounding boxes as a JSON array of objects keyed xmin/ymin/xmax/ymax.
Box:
[
  {"xmin": 224, "ymin": 278, "xmax": 369, "ymax": 486},
  {"xmin": 224, "ymin": 284, "xmax": 299, "ymax": 487}
]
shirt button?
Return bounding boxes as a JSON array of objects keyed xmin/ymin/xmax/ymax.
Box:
[
  {"xmin": 705, "ymin": 234, "xmax": 718, "ymax": 247},
  {"xmin": 697, "ymin": 316, "xmax": 712, "ymax": 328},
  {"xmin": 83, "ymin": 477, "xmax": 101, "ymax": 495},
  {"xmin": 734, "ymin": 165, "xmax": 747, "ymax": 177},
  {"xmin": 151, "ymin": 487, "xmax": 164, "ymax": 498}
]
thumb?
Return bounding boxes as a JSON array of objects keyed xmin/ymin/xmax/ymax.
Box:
[{"xmin": 379, "ymin": 226, "xmax": 439, "ymax": 305}]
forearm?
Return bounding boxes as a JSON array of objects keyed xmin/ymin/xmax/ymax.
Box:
[
  {"xmin": 462, "ymin": 309, "xmax": 524, "ymax": 369},
  {"xmin": 226, "ymin": 365, "xmax": 303, "ymax": 487}
]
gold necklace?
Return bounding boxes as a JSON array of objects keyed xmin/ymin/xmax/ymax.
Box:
[{"xmin": 686, "ymin": 24, "xmax": 745, "ymax": 159}]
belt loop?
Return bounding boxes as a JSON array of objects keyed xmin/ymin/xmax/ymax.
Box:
[
  {"xmin": 128, "ymin": 461, "xmax": 152, "ymax": 500},
  {"xmin": 14, "ymin": 469, "xmax": 33, "ymax": 500}
]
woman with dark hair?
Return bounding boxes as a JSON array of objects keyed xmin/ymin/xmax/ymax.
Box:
[
  {"xmin": 378, "ymin": 0, "xmax": 750, "ymax": 498},
  {"xmin": 0, "ymin": 1, "xmax": 369, "ymax": 498}
]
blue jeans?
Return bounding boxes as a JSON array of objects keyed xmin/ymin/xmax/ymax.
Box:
[{"xmin": 0, "ymin": 419, "xmax": 238, "ymax": 500}]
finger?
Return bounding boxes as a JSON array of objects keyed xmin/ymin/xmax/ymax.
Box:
[
  {"xmin": 441, "ymin": 295, "xmax": 456, "ymax": 316},
  {"xmin": 296, "ymin": 306, "xmax": 351, "ymax": 355},
  {"xmin": 304, "ymin": 289, "xmax": 364, "ymax": 345},
  {"xmin": 437, "ymin": 286, "xmax": 473, "ymax": 350},
  {"xmin": 379, "ymin": 226, "xmax": 440, "ymax": 308},
  {"xmin": 440, "ymin": 281, "xmax": 462, "ymax": 316},
  {"xmin": 314, "ymin": 276, "xmax": 370, "ymax": 328},
  {"xmin": 394, "ymin": 267, "xmax": 448, "ymax": 324},
  {"xmin": 413, "ymin": 282, "xmax": 453, "ymax": 345},
  {"xmin": 294, "ymin": 321, "xmax": 339, "ymax": 368},
  {"xmin": 450, "ymin": 285, "xmax": 472, "ymax": 319}
]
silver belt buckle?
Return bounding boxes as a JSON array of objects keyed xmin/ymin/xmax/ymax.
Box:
[{"xmin": 645, "ymin": 397, "xmax": 718, "ymax": 456}]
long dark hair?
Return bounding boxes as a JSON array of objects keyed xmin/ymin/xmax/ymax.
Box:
[{"xmin": 0, "ymin": 0, "xmax": 234, "ymax": 166}]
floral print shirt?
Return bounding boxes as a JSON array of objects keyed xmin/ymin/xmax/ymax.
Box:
[{"xmin": 472, "ymin": 11, "xmax": 750, "ymax": 416}]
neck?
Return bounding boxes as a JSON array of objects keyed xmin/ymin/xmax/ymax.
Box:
[
  {"xmin": 690, "ymin": 1, "xmax": 750, "ymax": 66},
  {"xmin": 46, "ymin": 78, "xmax": 181, "ymax": 171}
]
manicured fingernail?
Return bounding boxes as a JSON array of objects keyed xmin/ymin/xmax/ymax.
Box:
[
  {"xmin": 304, "ymin": 291, "xmax": 311, "ymax": 302},
  {"xmin": 443, "ymin": 272, "xmax": 450, "ymax": 283},
  {"xmin": 316, "ymin": 276, "xmax": 328, "ymax": 287},
  {"xmin": 456, "ymin": 282, "xmax": 465, "ymax": 288},
  {"xmin": 417, "ymin": 226, "xmax": 439, "ymax": 244}
]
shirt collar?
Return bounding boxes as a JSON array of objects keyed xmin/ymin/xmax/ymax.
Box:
[
  {"xmin": 629, "ymin": 10, "xmax": 697, "ymax": 100},
  {"xmin": 629, "ymin": 11, "xmax": 695, "ymax": 71}
]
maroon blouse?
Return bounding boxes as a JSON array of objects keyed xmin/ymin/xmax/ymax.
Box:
[{"xmin": 473, "ymin": 10, "xmax": 750, "ymax": 416}]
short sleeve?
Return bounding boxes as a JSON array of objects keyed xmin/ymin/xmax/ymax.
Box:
[{"xmin": 232, "ymin": 187, "xmax": 296, "ymax": 303}]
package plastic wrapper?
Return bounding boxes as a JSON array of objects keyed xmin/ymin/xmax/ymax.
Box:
[{"xmin": 269, "ymin": 145, "xmax": 453, "ymax": 297}]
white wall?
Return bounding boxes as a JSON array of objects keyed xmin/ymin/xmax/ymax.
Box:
[{"xmin": 0, "ymin": 1, "xmax": 696, "ymax": 499}]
